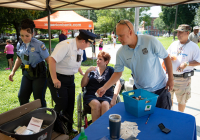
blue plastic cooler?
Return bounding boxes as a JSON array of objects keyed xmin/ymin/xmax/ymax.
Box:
[{"xmin": 122, "ymin": 89, "xmax": 158, "ymax": 117}]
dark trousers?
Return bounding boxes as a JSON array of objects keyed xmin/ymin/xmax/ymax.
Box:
[
  {"xmin": 47, "ymin": 73, "xmax": 75, "ymax": 129},
  {"xmin": 18, "ymin": 74, "xmax": 47, "ymax": 107},
  {"xmin": 133, "ymin": 85, "xmax": 172, "ymax": 110}
]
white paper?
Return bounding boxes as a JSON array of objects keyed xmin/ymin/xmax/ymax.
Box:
[{"xmin": 27, "ymin": 117, "xmax": 43, "ymax": 133}]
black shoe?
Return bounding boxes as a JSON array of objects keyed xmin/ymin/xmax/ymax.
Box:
[{"xmin": 69, "ymin": 128, "xmax": 78, "ymax": 134}]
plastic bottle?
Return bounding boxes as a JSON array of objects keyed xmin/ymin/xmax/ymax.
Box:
[{"xmin": 78, "ymin": 127, "xmax": 87, "ymax": 140}]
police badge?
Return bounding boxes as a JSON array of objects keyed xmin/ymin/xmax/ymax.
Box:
[{"xmin": 142, "ymin": 48, "xmax": 148, "ymax": 55}]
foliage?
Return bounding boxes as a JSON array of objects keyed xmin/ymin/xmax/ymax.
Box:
[
  {"xmin": 0, "ymin": 7, "xmax": 41, "ymax": 41},
  {"xmin": 153, "ymin": 13, "xmax": 166, "ymax": 32},
  {"xmin": 75, "ymin": 10, "xmax": 97, "ymax": 22},
  {"xmin": 194, "ymin": 6, "xmax": 200, "ymax": 26},
  {"xmin": 94, "ymin": 7, "xmax": 151, "ymax": 34},
  {"xmin": 139, "ymin": 7, "xmax": 151, "ymax": 27},
  {"xmin": 161, "ymin": 4, "xmax": 200, "ymax": 35}
]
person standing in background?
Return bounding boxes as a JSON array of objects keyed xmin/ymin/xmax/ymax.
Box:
[
  {"xmin": 4, "ymin": 39, "xmax": 14, "ymax": 70},
  {"xmin": 168, "ymin": 24, "xmax": 200, "ymax": 112},
  {"xmin": 99, "ymin": 38, "xmax": 103, "ymax": 51},
  {"xmin": 188, "ymin": 26, "xmax": 200, "ymax": 44},
  {"xmin": 59, "ymin": 29, "xmax": 67, "ymax": 42},
  {"xmin": 113, "ymin": 36, "xmax": 117, "ymax": 48}
]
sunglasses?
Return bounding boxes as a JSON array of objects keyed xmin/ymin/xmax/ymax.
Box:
[{"xmin": 118, "ymin": 20, "xmax": 131, "ymax": 30}]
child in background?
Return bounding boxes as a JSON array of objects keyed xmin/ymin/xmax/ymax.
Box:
[
  {"xmin": 99, "ymin": 38, "xmax": 103, "ymax": 51},
  {"xmin": 113, "ymin": 36, "xmax": 116, "ymax": 48},
  {"xmin": 4, "ymin": 39, "xmax": 14, "ymax": 70}
]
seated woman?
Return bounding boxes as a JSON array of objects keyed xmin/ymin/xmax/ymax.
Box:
[{"xmin": 81, "ymin": 51, "xmax": 121, "ymax": 122}]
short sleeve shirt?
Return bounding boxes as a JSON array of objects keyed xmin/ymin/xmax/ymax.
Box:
[
  {"xmin": 188, "ymin": 32, "xmax": 199, "ymax": 44},
  {"xmin": 51, "ymin": 38, "xmax": 83, "ymax": 75},
  {"xmin": 86, "ymin": 66, "xmax": 114, "ymax": 96},
  {"xmin": 16, "ymin": 38, "xmax": 49, "ymax": 68},
  {"xmin": 114, "ymin": 35, "xmax": 168, "ymax": 92},
  {"xmin": 167, "ymin": 40, "xmax": 200, "ymax": 74}
]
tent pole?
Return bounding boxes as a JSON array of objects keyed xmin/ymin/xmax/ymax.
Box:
[
  {"xmin": 47, "ymin": 0, "xmax": 51, "ymax": 54},
  {"xmin": 173, "ymin": 5, "xmax": 178, "ymax": 41},
  {"xmin": 134, "ymin": 7, "xmax": 139, "ymax": 34}
]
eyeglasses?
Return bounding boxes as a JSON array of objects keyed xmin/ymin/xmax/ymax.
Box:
[{"xmin": 118, "ymin": 20, "xmax": 131, "ymax": 30}]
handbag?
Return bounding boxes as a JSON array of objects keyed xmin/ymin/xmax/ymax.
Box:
[{"xmin": 53, "ymin": 111, "xmax": 73, "ymax": 135}]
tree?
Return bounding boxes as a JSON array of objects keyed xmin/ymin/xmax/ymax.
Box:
[
  {"xmin": 153, "ymin": 13, "xmax": 166, "ymax": 32},
  {"xmin": 0, "ymin": 8, "xmax": 41, "ymax": 41},
  {"xmin": 161, "ymin": 4, "xmax": 199, "ymax": 36},
  {"xmin": 194, "ymin": 7, "xmax": 200, "ymax": 26},
  {"xmin": 94, "ymin": 7, "xmax": 151, "ymax": 34},
  {"xmin": 75, "ymin": 10, "xmax": 97, "ymax": 22}
]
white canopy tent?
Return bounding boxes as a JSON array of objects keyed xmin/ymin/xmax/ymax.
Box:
[{"xmin": 0, "ymin": 0, "xmax": 200, "ymax": 11}]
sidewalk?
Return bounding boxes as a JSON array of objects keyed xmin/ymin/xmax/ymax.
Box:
[{"xmin": 85, "ymin": 44, "xmax": 200, "ymax": 140}]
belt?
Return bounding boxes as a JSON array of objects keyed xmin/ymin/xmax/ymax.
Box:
[
  {"xmin": 56, "ymin": 73, "xmax": 74, "ymax": 77},
  {"xmin": 173, "ymin": 74, "xmax": 183, "ymax": 77}
]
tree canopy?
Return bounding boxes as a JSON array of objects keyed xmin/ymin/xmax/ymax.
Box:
[
  {"xmin": 0, "ymin": 7, "xmax": 41, "ymax": 41},
  {"xmin": 161, "ymin": 4, "xmax": 199, "ymax": 34},
  {"xmin": 76, "ymin": 8, "xmax": 151, "ymax": 34}
]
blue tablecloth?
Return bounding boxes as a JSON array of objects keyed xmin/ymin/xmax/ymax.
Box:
[{"xmin": 73, "ymin": 102, "xmax": 197, "ymax": 140}]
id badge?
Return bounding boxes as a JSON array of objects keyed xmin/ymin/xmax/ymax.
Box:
[
  {"xmin": 77, "ymin": 54, "xmax": 81, "ymax": 62},
  {"xmin": 24, "ymin": 54, "xmax": 29, "ymax": 61}
]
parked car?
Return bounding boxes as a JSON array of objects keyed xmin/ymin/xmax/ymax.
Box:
[
  {"xmin": 53, "ymin": 34, "xmax": 59, "ymax": 38},
  {"xmin": 0, "ymin": 38, "xmax": 3, "ymax": 43},
  {"xmin": 9, "ymin": 36, "xmax": 17, "ymax": 43},
  {"xmin": 35, "ymin": 35, "xmax": 45, "ymax": 39},
  {"xmin": 67, "ymin": 34, "xmax": 72, "ymax": 38},
  {"xmin": 74, "ymin": 32, "xmax": 79, "ymax": 37}
]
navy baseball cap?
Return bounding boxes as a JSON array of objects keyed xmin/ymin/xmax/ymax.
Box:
[{"xmin": 79, "ymin": 30, "xmax": 97, "ymax": 44}]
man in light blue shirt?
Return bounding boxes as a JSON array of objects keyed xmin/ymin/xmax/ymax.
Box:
[{"xmin": 97, "ymin": 20, "xmax": 174, "ymax": 109}]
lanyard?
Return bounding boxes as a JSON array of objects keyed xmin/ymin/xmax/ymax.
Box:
[{"xmin": 177, "ymin": 40, "xmax": 190, "ymax": 56}]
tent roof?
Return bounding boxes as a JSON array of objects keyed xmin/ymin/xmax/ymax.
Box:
[
  {"xmin": 0, "ymin": 0, "xmax": 200, "ymax": 11},
  {"xmin": 33, "ymin": 11, "xmax": 94, "ymax": 30}
]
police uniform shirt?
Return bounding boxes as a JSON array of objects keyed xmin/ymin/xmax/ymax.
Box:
[
  {"xmin": 16, "ymin": 38, "xmax": 49, "ymax": 68},
  {"xmin": 167, "ymin": 40, "xmax": 200, "ymax": 74},
  {"xmin": 51, "ymin": 38, "xmax": 83, "ymax": 75},
  {"xmin": 115, "ymin": 35, "xmax": 168, "ymax": 92},
  {"xmin": 188, "ymin": 32, "xmax": 199, "ymax": 44}
]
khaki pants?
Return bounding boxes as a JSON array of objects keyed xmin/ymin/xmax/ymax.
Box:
[{"xmin": 170, "ymin": 76, "xmax": 191, "ymax": 105}]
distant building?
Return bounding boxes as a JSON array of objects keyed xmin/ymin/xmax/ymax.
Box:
[{"xmin": 139, "ymin": 17, "xmax": 167, "ymax": 36}]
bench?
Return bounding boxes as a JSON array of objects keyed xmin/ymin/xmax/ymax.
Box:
[{"xmin": 0, "ymin": 99, "xmax": 69, "ymax": 140}]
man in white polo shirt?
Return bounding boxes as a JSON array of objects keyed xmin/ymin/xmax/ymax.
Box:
[
  {"xmin": 188, "ymin": 26, "xmax": 200, "ymax": 44},
  {"xmin": 97, "ymin": 20, "xmax": 174, "ymax": 110},
  {"xmin": 168, "ymin": 24, "xmax": 200, "ymax": 112}
]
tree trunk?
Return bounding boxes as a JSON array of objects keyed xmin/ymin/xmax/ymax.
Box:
[
  {"xmin": 13, "ymin": 21, "xmax": 20, "ymax": 42},
  {"xmin": 72, "ymin": 30, "xmax": 74, "ymax": 38}
]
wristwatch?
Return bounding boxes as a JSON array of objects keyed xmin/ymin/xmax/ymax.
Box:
[{"xmin": 184, "ymin": 62, "xmax": 189, "ymax": 67}]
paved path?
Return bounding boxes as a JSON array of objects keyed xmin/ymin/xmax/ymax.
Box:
[{"xmin": 85, "ymin": 44, "xmax": 200, "ymax": 140}]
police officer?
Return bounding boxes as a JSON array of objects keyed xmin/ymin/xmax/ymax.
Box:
[
  {"xmin": 48, "ymin": 30, "xmax": 97, "ymax": 133},
  {"xmin": 9, "ymin": 19, "xmax": 49, "ymax": 107}
]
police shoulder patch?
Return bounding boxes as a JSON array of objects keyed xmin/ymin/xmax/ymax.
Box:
[{"xmin": 41, "ymin": 44, "xmax": 46, "ymax": 50}]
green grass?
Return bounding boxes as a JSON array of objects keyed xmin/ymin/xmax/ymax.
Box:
[{"xmin": 1, "ymin": 36, "xmax": 198, "ymax": 139}]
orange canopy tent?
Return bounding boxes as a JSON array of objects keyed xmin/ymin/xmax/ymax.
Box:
[{"xmin": 33, "ymin": 11, "xmax": 94, "ymax": 30}]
